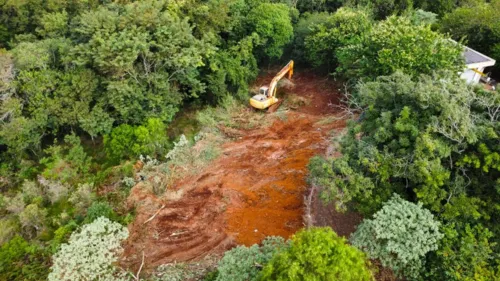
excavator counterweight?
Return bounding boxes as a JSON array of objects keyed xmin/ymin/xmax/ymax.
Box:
[{"xmin": 250, "ymin": 60, "xmax": 294, "ymax": 110}]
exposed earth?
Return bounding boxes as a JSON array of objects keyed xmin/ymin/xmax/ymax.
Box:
[{"xmin": 121, "ymin": 71, "xmax": 355, "ymax": 271}]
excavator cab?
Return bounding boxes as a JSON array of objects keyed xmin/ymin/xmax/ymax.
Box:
[{"xmin": 259, "ymin": 86, "xmax": 269, "ymax": 97}]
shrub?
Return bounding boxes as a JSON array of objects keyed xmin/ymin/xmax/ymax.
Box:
[
  {"xmin": 19, "ymin": 203, "xmax": 47, "ymax": 238},
  {"xmin": 216, "ymin": 236, "xmax": 288, "ymax": 281},
  {"xmin": 104, "ymin": 118, "xmax": 170, "ymax": 162},
  {"xmin": 21, "ymin": 180, "xmax": 43, "ymax": 203},
  {"xmin": 351, "ymin": 194, "xmax": 442, "ymax": 279},
  {"xmin": 48, "ymin": 217, "xmax": 129, "ymax": 281},
  {"xmin": 40, "ymin": 134, "xmax": 92, "ymax": 184},
  {"xmin": 68, "ymin": 183, "xmax": 96, "ymax": 215},
  {"xmin": 85, "ymin": 201, "xmax": 116, "ymax": 223},
  {"xmin": 0, "ymin": 217, "xmax": 19, "ymax": 245},
  {"xmin": 423, "ymin": 223, "xmax": 498, "ymax": 281},
  {"xmin": 38, "ymin": 176, "xmax": 70, "ymax": 204},
  {"xmin": 0, "ymin": 235, "xmax": 48, "ymax": 281},
  {"xmin": 5, "ymin": 193, "xmax": 25, "ymax": 214},
  {"xmin": 260, "ymin": 228, "xmax": 373, "ymax": 281}
]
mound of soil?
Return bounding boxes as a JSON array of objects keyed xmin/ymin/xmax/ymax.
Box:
[{"xmin": 121, "ymin": 72, "xmax": 348, "ymax": 271}]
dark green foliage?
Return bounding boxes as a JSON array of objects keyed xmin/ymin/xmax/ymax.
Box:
[
  {"xmin": 40, "ymin": 134, "xmax": 92, "ymax": 184},
  {"xmin": 440, "ymin": 0, "xmax": 500, "ymax": 73},
  {"xmin": 423, "ymin": 223, "xmax": 498, "ymax": 280},
  {"xmin": 85, "ymin": 202, "xmax": 116, "ymax": 223},
  {"xmin": 260, "ymin": 227, "xmax": 373, "ymax": 281},
  {"xmin": 0, "ymin": 235, "xmax": 49, "ymax": 281},
  {"xmin": 216, "ymin": 236, "xmax": 288, "ymax": 281},
  {"xmin": 247, "ymin": 3, "xmax": 294, "ymax": 59}
]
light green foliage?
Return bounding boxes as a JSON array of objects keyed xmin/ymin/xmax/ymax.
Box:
[
  {"xmin": 19, "ymin": 203, "xmax": 48, "ymax": 238},
  {"xmin": 38, "ymin": 177, "xmax": 70, "ymax": 204},
  {"xmin": 0, "ymin": 217, "xmax": 19, "ymax": 245},
  {"xmin": 48, "ymin": 217, "xmax": 129, "ymax": 281},
  {"xmin": 216, "ymin": 236, "xmax": 288, "ymax": 281},
  {"xmin": 260, "ymin": 227, "xmax": 373, "ymax": 281},
  {"xmin": 304, "ymin": 7, "xmax": 372, "ymax": 69},
  {"xmin": 104, "ymin": 118, "xmax": 170, "ymax": 161},
  {"xmin": 423, "ymin": 223, "xmax": 498, "ymax": 281},
  {"xmin": 337, "ymin": 16, "xmax": 464, "ymax": 80},
  {"xmin": 21, "ymin": 180, "xmax": 43, "ymax": 203},
  {"xmin": 345, "ymin": 0, "xmax": 414, "ymax": 19},
  {"xmin": 68, "ymin": 183, "xmax": 96, "ymax": 216},
  {"xmin": 440, "ymin": 0, "xmax": 500, "ymax": 72},
  {"xmin": 351, "ymin": 194, "xmax": 442, "ymax": 279},
  {"xmin": 5, "ymin": 193, "xmax": 26, "ymax": 214},
  {"xmin": 37, "ymin": 10, "xmax": 69, "ymax": 38},
  {"xmin": 247, "ymin": 3, "xmax": 293, "ymax": 59}
]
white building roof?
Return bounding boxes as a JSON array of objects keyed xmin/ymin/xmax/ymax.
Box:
[{"xmin": 464, "ymin": 47, "xmax": 496, "ymax": 69}]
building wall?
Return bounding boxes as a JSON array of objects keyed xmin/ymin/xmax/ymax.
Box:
[{"xmin": 460, "ymin": 67, "xmax": 484, "ymax": 84}]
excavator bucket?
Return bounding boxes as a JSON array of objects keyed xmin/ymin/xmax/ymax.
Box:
[{"xmin": 267, "ymin": 99, "xmax": 283, "ymax": 113}]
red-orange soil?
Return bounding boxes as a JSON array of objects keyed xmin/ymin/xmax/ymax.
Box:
[{"xmin": 121, "ymin": 71, "xmax": 347, "ymax": 271}]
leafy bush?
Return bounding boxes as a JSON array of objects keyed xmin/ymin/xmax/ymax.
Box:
[
  {"xmin": 351, "ymin": 194, "xmax": 442, "ymax": 279},
  {"xmin": 423, "ymin": 223, "xmax": 499, "ymax": 281},
  {"xmin": 48, "ymin": 217, "xmax": 129, "ymax": 281},
  {"xmin": 0, "ymin": 217, "xmax": 19, "ymax": 245},
  {"xmin": 19, "ymin": 203, "xmax": 48, "ymax": 238},
  {"xmin": 0, "ymin": 235, "xmax": 48, "ymax": 281},
  {"xmin": 260, "ymin": 227, "xmax": 373, "ymax": 281},
  {"xmin": 68, "ymin": 183, "xmax": 96, "ymax": 216},
  {"xmin": 216, "ymin": 236, "xmax": 288, "ymax": 281},
  {"xmin": 40, "ymin": 134, "xmax": 92, "ymax": 184},
  {"xmin": 5, "ymin": 193, "xmax": 25, "ymax": 214},
  {"xmin": 85, "ymin": 201, "xmax": 116, "ymax": 223},
  {"xmin": 104, "ymin": 118, "xmax": 170, "ymax": 162}
]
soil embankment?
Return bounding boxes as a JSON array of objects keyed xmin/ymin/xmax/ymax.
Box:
[{"xmin": 121, "ymin": 72, "xmax": 347, "ymax": 270}]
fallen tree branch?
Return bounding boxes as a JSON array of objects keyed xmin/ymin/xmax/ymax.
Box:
[
  {"xmin": 143, "ymin": 205, "xmax": 165, "ymax": 225},
  {"xmin": 303, "ymin": 184, "xmax": 317, "ymax": 228},
  {"xmin": 132, "ymin": 251, "xmax": 145, "ymax": 281}
]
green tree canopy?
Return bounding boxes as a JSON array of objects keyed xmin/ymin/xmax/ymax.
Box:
[
  {"xmin": 247, "ymin": 3, "xmax": 294, "ymax": 59},
  {"xmin": 303, "ymin": 7, "xmax": 373, "ymax": 70},
  {"xmin": 260, "ymin": 227, "xmax": 373, "ymax": 281},
  {"xmin": 336, "ymin": 16, "xmax": 464, "ymax": 79},
  {"xmin": 351, "ymin": 194, "xmax": 443, "ymax": 279}
]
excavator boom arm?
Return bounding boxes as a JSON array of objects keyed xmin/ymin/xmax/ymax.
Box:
[{"xmin": 267, "ymin": 60, "xmax": 294, "ymax": 98}]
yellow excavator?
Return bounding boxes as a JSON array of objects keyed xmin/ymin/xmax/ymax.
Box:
[{"xmin": 250, "ymin": 60, "xmax": 294, "ymax": 110}]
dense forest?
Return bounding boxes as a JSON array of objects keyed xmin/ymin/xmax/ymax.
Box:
[{"xmin": 0, "ymin": 0, "xmax": 499, "ymax": 280}]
